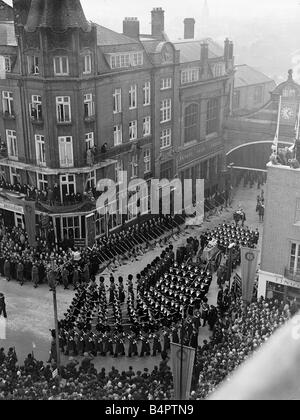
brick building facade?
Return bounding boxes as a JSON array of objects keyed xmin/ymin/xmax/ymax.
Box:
[
  {"xmin": 0, "ymin": 0, "xmax": 234, "ymax": 245},
  {"xmin": 258, "ymin": 163, "xmax": 300, "ymax": 303}
]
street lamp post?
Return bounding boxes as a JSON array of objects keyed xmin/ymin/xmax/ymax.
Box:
[
  {"xmin": 49, "ymin": 257, "xmax": 60, "ymax": 373},
  {"xmin": 179, "ymin": 306, "xmax": 185, "ymax": 400},
  {"xmin": 227, "ymin": 243, "xmax": 236, "ymax": 290}
]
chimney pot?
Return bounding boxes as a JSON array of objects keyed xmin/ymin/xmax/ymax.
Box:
[
  {"xmin": 184, "ymin": 18, "xmax": 195, "ymax": 39},
  {"xmin": 151, "ymin": 7, "xmax": 165, "ymax": 38},
  {"xmin": 123, "ymin": 17, "xmax": 140, "ymax": 39}
]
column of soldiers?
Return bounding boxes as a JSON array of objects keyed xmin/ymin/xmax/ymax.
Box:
[
  {"xmin": 51, "ymin": 221, "xmax": 259, "ymax": 361},
  {"xmin": 0, "ymin": 215, "xmax": 180, "ymax": 288},
  {"xmin": 54, "ymin": 243, "xmax": 213, "ymax": 360}
]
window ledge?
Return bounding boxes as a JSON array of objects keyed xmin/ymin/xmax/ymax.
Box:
[
  {"xmin": 84, "ymin": 116, "xmax": 96, "ymax": 123},
  {"xmin": 205, "ymin": 132, "xmax": 218, "ymax": 140},
  {"xmin": 3, "ymin": 113, "xmax": 16, "ymax": 120},
  {"xmin": 183, "ymin": 139, "xmax": 198, "ymax": 148},
  {"xmin": 57, "ymin": 122, "xmax": 72, "ymax": 126},
  {"xmin": 31, "ymin": 118, "xmax": 44, "ymax": 126},
  {"xmin": 293, "ymin": 222, "xmax": 300, "ymax": 227}
]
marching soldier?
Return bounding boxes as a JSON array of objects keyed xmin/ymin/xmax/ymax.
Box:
[
  {"xmin": 62, "ymin": 266, "xmax": 69, "ymax": 290},
  {"xmin": 77, "ymin": 330, "xmax": 85, "ymax": 356},
  {"xmin": 114, "ymin": 333, "xmax": 125, "ymax": 358},
  {"xmin": 128, "ymin": 334, "xmax": 138, "ymax": 357},
  {"xmin": 163, "ymin": 328, "xmax": 171, "ymax": 353},
  {"xmin": 152, "ymin": 332, "xmax": 162, "ymax": 357},
  {"xmin": 140, "ymin": 333, "xmax": 151, "ymax": 357}
]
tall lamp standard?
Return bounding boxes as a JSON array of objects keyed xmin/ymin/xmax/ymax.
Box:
[
  {"xmin": 227, "ymin": 242, "xmax": 236, "ymax": 290},
  {"xmin": 49, "ymin": 257, "xmax": 60, "ymax": 373}
]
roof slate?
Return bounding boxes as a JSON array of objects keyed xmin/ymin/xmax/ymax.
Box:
[{"xmin": 234, "ymin": 64, "xmax": 275, "ymax": 88}]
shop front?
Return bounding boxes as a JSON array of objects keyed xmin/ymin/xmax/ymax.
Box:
[
  {"xmin": 0, "ymin": 193, "xmax": 25, "ymax": 229},
  {"xmin": 259, "ymin": 269, "xmax": 300, "ymax": 306}
]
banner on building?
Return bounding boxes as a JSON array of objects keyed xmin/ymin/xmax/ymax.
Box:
[
  {"xmin": 170, "ymin": 342, "xmax": 195, "ymax": 400},
  {"xmin": 241, "ymin": 247, "xmax": 260, "ymax": 303},
  {"xmin": 23, "ymin": 200, "xmax": 37, "ymax": 247},
  {"xmin": 0, "ymin": 56, "xmax": 6, "ymax": 80},
  {"xmin": 86, "ymin": 213, "xmax": 96, "ymax": 248}
]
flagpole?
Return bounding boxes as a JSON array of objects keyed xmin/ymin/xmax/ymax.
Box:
[
  {"xmin": 180, "ymin": 306, "xmax": 185, "ymax": 400},
  {"xmin": 296, "ymin": 104, "xmax": 300, "ymax": 141},
  {"xmin": 274, "ymin": 95, "xmax": 282, "ymax": 154}
]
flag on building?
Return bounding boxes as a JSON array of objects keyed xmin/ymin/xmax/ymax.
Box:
[
  {"xmin": 0, "ymin": 56, "xmax": 6, "ymax": 80},
  {"xmin": 273, "ymin": 96, "xmax": 282, "ymax": 149},
  {"xmin": 86, "ymin": 213, "xmax": 96, "ymax": 247},
  {"xmin": 231, "ymin": 273, "xmax": 242, "ymax": 296},
  {"xmin": 240, "ymin": 247, "xmax": 260, "ymax": 303},
  {"xmin": 23, "ymin": 200, "xmax": 37, "ymax": 247},
  {"xmin": 170, "ymin": 343, "xmax": 195, "ymax": 400},
  {"xmin": 0, "ymin": 316, "xmax": 6, "ymax": 340}
]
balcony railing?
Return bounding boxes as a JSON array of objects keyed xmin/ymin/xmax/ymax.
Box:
[{"xmin": 284, "ymin": 267, "xmax": 300, "ymax": 283}]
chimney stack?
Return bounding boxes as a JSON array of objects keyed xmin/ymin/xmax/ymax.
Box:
[
  {"xmin": 123, "ymin": 17, "xmax": 140, "ymax": 39},
  {"xmin": 229, "ymin": 41, "xmax": 234, "ymax": 59},
  {"xmin": 224, "ymin": 38, "xmax": 230, "ymax": 60},
  {"xmin": 200, "ymin": 42, "xmax": 209, "ymax": 62},
  {"xmin": 151, "ymin": 7, "xmax": 165, "ymax": 38},
  {"xmin": 184, "ymin": 18, "xmax": 195, "ymax": 39}
]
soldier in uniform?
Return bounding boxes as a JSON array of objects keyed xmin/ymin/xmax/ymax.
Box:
[
  {"xmin": 171, "ymin": 326, "xmax": 179, "ymax": 344},
  {"xmin": 114, "ymin": 333, "xmax": 125, "ymax": 358},
  {"xmin": 32, "ymin": 262, "xmax": 39, "ymax": 288},
  {"xmin": 0, "ymin": 293, "xmax": 7, "ymax": 318},
  {"xmin": 128, "ymin": 333, "xmax": 138, "ymax": 357},
  {"xmin": 62, "ymin": 266, "xmax": 69, "ymax": 290},
  {"xmin": 94, "ymin": 330, "xmax": 104, "ymax": 356},
  {"xmin": 4, "ymin": 258, "xmax": 10, "ymax": 282},
  {"xmin": 105, "ymin": 332, "xmax": 114, "ymax": 356},
  {"xmin": 152, "ymin": 332, "xmax": 162, "ymax": 357},
  {"xmin": 140, "ymin": 333, "xmax": 151, "ymax": 357},
  {"xmin": 17, "ymin": 260, "xmax": 24, "ymax": 286},
  {"xmin": 77, "ymin": 330, "xmax": 85, "ymax": 356},
  {"xmin": 162, "ymin": 329, "xmax": 171, "ymax": 353}
]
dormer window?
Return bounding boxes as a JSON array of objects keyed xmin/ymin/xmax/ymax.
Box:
[
  {"xmin": 4, "ymin": 57, "xmax": 11, "ymax": 73},
  {"xmin": 54, "ymin": 56, "xmax": 69, "ymax": 76},
  {"xmin": 110, "ymin": 52, "xmax": 143, "ymax": 69}
]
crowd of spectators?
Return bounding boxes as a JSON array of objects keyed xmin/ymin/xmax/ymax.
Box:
[
  {"xmin": 0, "ymin": 178, "xmax": 98, "ymax": 206},
  {"xmin": 0, "ymin": 216, "xmax": 179, "ymax": 288},
  {"xmin": 0, "ymin": 348, "xmax": 173, "ymax": 400},
  {"xmin": 190, "ymin": 296, "xmax": 294, "ymax": 399},
  {"xmin": 0, "ymin": 295, "xmax": 295, "ymax": 400}
]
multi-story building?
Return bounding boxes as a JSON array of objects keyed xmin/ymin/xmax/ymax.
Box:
[
  {"xmin": 0, "ymin": 0, "xmax": 234, "ymax": 245},
  {"xmin": 258, "ymin": 161, "xmax": 300, "ymax": 304}
]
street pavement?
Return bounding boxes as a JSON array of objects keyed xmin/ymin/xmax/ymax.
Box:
[{"xmin": 0, "ymin": 183, "xmax": 264, "ymax": 373}]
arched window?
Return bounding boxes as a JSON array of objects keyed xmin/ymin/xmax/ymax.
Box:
[
  {"xmin": 184, "ymin": 103, "xmax": 198, "ymax": 143},
  {"xmin": 282, "ymin": 88, "xmax": 296, "ymax": 98}
]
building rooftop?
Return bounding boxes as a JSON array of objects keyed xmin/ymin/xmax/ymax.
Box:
[
  {"xmin": 171, "ymin": 38, "xmax": 223, "ymax": 63},
  {"xmin": 25, "ymin": 0, "xmax": 91, "ymax": 32},
  {"xmin": 235, "ymin": 64, "xmax": 275, "ymax": 88},
  {"xmin": 95, "ymin": 24, "xmax": 139, "ymax": 46},
  {"xmin": 0, "ymin": 1, "xmax": 14, "ymax": 22}
]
